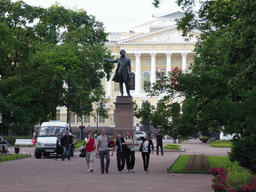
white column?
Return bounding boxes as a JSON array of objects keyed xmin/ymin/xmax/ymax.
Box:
[
  {"xmin": 107, "ymin": 77, "xmax": 112, "ymax": 97},
  {"xmin": 182, "ymin": 53, "xmax": 187, "ymax": 72},
  {"xmin": 166, "ymin": 53, "xmax": 172, "ymax": 75},
  {"xmin": 150, "ymin": 53, "xmax": 156, "ymax": 85},
  {"xmin": 135, "ymin": 53, "xmax": 141, "ymax": 95}
]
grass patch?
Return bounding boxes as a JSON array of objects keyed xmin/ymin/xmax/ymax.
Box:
[
  {"xmin": 207, "ymin": 156, "xmax": 232, "ymax": 169},
  {"xmin": 169, "ymin": 155, "xmax": 190, "ymax": 173},
  {"xmin": 163, "ymin": 144, "xmax": 180, "ymax": 150},
  {"xmin": 169, "ymin": 155, "xmax": 237, "ymax": 174},
  {"xmin": 210, "ymin": 141, "xmax": 232, "ymax": 148},
  {"xmin": 75, "ymin": 140, "xmax": 85, "ymax": 148},
  {"xmin": 0, "ymin": 154, "xmax": 31, "ymax": 162}
]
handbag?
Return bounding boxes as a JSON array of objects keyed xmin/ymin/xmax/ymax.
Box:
[
  {"xmin": 139, "ymin": 143, "xmax": 143, "ymax": 152},
  {"xmin": 79, "ymin": 147, "xmax": 86, "ymax": 157}
]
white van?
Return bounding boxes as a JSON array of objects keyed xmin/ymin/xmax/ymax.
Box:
[{"xmin": 34, "ymin": 120, "xmax": 73, "ymax": 159}]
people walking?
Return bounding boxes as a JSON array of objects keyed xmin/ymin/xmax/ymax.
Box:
[
  {"xmin": 111, "ymin": 132, "xmax": 126, "ymax": 173},
  {"xmin": 139, "ymin": 134, "xmax": 154, "ymax": 173},
  {"xmin": 95, "ymin": 129, "xmax": 110, "ymax": 174},
  {"xmin": 61, "ymin": 131, "xmax": 73, "ymax": 161},
  {"xmin": 55, "ymin": 132, "xmax": 62, "ymax": 161},
  {"xmin": 85, "ymin": 130, "xmax": 95, "ymax": 172},
  {"xmin": 156, "ymin": 132, "xmax": 164, "ymax": 156},
  {"xmin": 124, "ymin": 131, "xmax": 137, "ymax": 172}
]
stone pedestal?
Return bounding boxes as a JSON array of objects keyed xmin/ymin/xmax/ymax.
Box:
[{"xmin": 114, "ymin": 96, "xmax": 134, "ymax": 137}]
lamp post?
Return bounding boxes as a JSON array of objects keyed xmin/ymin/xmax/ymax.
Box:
[
  {"xmin": 79, "ymin": 125, "xmax": 85, "ymax": 140},
  {"xmin": 96, "ymin": 110, "xmax": 99, "ymax": 132}
]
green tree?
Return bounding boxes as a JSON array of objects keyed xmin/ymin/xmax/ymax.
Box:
[
  {"xmin": 0, "ymin": 1, "xmax": 113, "ymax": 135},
  {"xmin": 151, "ymin": 0, "xmax": 256, "ymax": 171},
  {"xmin": 150, "ymin": 0, "xmax": 256, "ymax": 137},
  {"xmin": 133, "ymin": 100, "xmax": 155, "ymax": 134}
]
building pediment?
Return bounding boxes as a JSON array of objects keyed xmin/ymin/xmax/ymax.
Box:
[{"xmin": 117, "ymin": 26, "xmax": 199, "ymax": 45}]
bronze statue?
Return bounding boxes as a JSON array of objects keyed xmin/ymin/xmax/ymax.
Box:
[{"xmin": 104, "ymin": 50, "xmax": 131, "ymax": 96}]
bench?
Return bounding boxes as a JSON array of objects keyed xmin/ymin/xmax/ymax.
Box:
[{"xmin": 15, "ymin": 139, "xmax": 33, "ymax": 146}]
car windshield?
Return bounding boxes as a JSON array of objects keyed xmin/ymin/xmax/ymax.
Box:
[
  {"xmin": 38, "ymin": 126, "xmax": 66, "ymax": 136},
  {"xmin": 135, "ymin": 132, "xmax": 144, "ymax": 134}
]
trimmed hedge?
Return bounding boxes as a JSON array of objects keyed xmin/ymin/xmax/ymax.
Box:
[
  {"xmin": 229, "ymin": 137, "xmax": 256, "ymax": 173},
  {"xmin": 3, "ymin": 136, "xmax": 33, "ymax": 145},
  {"xmin": 0, "ymin": 154, "xmax": 31, "ymax": 162}
]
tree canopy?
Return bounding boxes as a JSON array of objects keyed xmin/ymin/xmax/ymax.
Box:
[
  {"xmin": 0, "ymin": 0, "xmax": 113, "ymax": 135},
  {"xmin": 149, "ymin": 0, "xmax": 256, "ymax": 138}
]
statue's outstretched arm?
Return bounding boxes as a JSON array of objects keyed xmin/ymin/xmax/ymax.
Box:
[{"xmin": 104, "ymin": 58, "xmax": 118, "ymax": 63}]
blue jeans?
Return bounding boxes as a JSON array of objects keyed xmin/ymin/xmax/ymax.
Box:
[
  {"xmin": 62, "ymin": 146, "xmax": 70, "ymax": 160},
  {"xmin": 99, "ymin": 150, "xmax": 110, "ymax": 173}
]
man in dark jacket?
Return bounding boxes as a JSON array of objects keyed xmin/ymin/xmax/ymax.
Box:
[
  {"xmin": 156, "ymin": 132, "xmax": 164, "ymax": 156},
  {"xmin": 61, "ymin": 131, "xmax": 73, "ymax": 161},
  {"xmin": 111, "ymin": 132, "xmax": 126, "ymax": 173}
]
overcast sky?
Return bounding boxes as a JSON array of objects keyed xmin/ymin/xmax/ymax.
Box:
[{"xmin": 12, "ymin": 0, "xmax": 188, "ymax": 32}]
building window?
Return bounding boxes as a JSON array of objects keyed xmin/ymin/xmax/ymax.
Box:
[
  {"xmin": 99, "ymin": 115, "xmax": 105, "ymax": 123},
  {"xmin": 143, "ymin": 71, "xmax": 150, "ymax": 91},
  {"xmin": 83, "ymin": 115, "xmax": 90, "ymax": 123},
  {"xmin": 56, "ymin": 110, "xmax": 61, "ymax": 121},
  {"xmin": 129, "ymin": 72, "xmax": 135, "ymax": 90},
  {"xmin": 70, "ymin": 112, "xmax": 76, "ymax": 124}
]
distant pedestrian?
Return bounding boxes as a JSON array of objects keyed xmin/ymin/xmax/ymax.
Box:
[
  {"xmin": 94, "ymin": 130, "xmax": 98, "ymax": 140},
  {"xmin": 139, "ymin": 134, "xmax": 154, "ymax": 173},
  {"xmin": 55, "ymin": 132, "xmax": 62, "ymax": 161},
  {"xmin": 111, "ymin": 132, "xmax": 126, "ymax": 173},
  {"xmin": 156, "ymin": 132, "xmax": 164, "ymax": 156},
  {"xmin": 95, "ymin": 129, "xmax": 110, "ymax": 174},
  {"xmin": 85, "ymin": 131, "xmax": 95, "ymax": 172},
  {"xmin": 61, "ymin": 131, "xmax": 73, "ymax": 161},
  {"xmin": 124, "ymin": 131, "xmax": 137, "ymax": 172}
]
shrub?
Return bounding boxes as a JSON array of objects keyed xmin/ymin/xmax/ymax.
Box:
[
  {"xmin": 229, "ymin": 136, "xmax": 256, "ymax": 173},
  {"xmin": 211, "ymin": 164, "xmax": 256, "ymax": 192}
]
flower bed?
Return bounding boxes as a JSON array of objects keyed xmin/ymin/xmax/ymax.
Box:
[
  {"xmin": 211, "ymin": 165, "xmax": 256, "ymax": 192},
  {"xmin": 200, "ymin": 136, "xmax": 209, "ymax": 143}
]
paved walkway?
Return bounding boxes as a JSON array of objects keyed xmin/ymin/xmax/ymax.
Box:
[{"xmin": 0, "ymin": 139, "xmax": 230, "ymax": 192}]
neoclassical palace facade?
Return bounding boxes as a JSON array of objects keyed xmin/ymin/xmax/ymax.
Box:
[{"xmin": 56, "ymin": 11, "xmax": 199, "ymax": 132}]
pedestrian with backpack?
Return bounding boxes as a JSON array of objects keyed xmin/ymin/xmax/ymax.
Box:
[
  {"xmin": 124, "ymin": 131, "xmax": 137, "ymax": 172},
  {"xmin": 85, "ymin": 130, "xmax": 95, "ymax": 172},
  {"xmin": 139, "ymin": 134, "xmax": 154, "ymax": 173},
  {"xmin": 95, "ymin": 129, "xmax": 110, "ymax": 174}
]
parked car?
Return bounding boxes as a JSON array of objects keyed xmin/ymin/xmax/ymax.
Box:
[{"xmin": 134, "ymin": 131, "xmax": 146, "ymax": 140}]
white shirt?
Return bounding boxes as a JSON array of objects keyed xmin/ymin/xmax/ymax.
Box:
[
  {"xmin": 142, "ymin": 141, "xmax": 149, "ymax": 153},
  {"xmin": 124, "ymin": 136, "xmax": 136, "ymax": 151}
]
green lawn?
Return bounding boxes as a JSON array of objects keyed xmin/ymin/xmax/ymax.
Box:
[
  {"xmin": 168, "ymin": 155, "xmax": 191, "ymax": 173},
  {"xmin": 75, "ymin": 140, "xmax": 86, "ymax": 148},
  {"xmin": 206, "ymin": 156, "xmax": 232, "ymax": 168},
  {"xmin": 169, "ymin": 155, "xmax": 235, "ymax": 174},
  {"xmin": 163, "ymin": 144, "xmax": 180, "ymax": 150},
  {"xmin": 0, "ymin": 154, "xmax": 31, "ymax": 162},
  {"xmin": 210, "ymin": 141, "xmax": 232, "ymax": 148}
]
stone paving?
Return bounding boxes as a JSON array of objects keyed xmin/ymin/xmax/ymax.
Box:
[{"xmin": 0, "ymin": 139, "xmax": 230, "ymax": 192}]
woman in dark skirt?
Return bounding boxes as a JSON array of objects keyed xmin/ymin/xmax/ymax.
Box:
[{"xmin": 139, "ymin": 134, "xmax": 154, "ymax": 173}]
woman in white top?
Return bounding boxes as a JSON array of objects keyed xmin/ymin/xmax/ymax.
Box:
[{"xmin": 139, "ymin": 134, "xmax": 154, "ymax": 173}]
